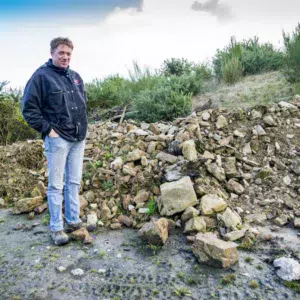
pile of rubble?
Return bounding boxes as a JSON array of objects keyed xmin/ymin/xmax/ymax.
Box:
[{"xmin": 1, "ymin": 96, "xmax": 300, "ymax": 268}]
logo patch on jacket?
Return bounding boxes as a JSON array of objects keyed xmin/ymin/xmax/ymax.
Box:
[{"xmin": 74, "ymin": 79, "xmax": 80, "ymax": 85}]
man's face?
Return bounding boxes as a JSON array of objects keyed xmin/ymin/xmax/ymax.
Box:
[{"xmin": 51, "ymin": 44, "xmax": 72, "ymax": 69}]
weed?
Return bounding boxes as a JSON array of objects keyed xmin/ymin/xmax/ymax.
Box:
[
  {"xmin": 59, "ymin": 287, "xmax": 67, "ymax": 293},
  {"xmin": 129, "ymin": 277, "xmax": 135, "ymax": 284},
  {"xmin": 245, "ymin": 257, "xmax": 254, "ymax": 263},
  {"xmin": 41, "ymin": 213, "xmax": 50, "ymax": 226},
  {"xmin": 177, "ymin": 272, "xmax": 186, "ymax": 280},
  {"xmin": 174, "ymin": 287, "xmax": 192, "ymax": 297},
  {"xmin": 99, "ymin": 250, "xmax": 106, "ymax": 258},
  {"xmin": 89, "ymin": 268, "xmax": 97, "ymax": 273},
  {"xmin": 187, "ymin": 277, "xmax": 196, "ymax": 285},
  {"xmin": 146, "ymin": 244, "xmax": 161, "ymax": 255},
  {"xmin": 35, "ymin": 264, "xmax": 43, "ymax": 270},
  {"xmin": 249, "ymin": 279, "xmax": 259, "ymax": 289},
  {"xmin": 283, "ymin": 280, "xmax": 300, "ymax": 293},
  {"xmin": 101, "ymin": 180, "xmax": 114, "ymax": 191},
  {"xmin": 221, "ymin": 274, "xmax": 236, "ymax": 285},
  {"xmin": 146, "ymin": 197, "xmax": 157, "ymax": 216},
  {"xmin": 256, "ymin": 265, "xmax": 263, "ymax": 270},
  {"xmin": 0, "ymin": 219, "xmax": 5, "ymax": 223}
]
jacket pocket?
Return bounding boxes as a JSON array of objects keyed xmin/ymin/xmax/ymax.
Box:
[{"xmin": 44, "ymin": 90, "xmax": 65, "ymax": 113}]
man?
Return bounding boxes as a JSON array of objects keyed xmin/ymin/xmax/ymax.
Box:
[{"xmin": 22, "ymin": 37, "xmax": 88, "ymax": 245}]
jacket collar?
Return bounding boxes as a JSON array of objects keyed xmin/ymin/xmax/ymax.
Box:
[{"xmin": 46, "ymin": 59, "xmax": 70, "ymax": 75}]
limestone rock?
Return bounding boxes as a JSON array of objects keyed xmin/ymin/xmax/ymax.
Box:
[
  {"xmin": 182, "ymin": 140, "xmax": 197, "ymax": 161},
  {"xmin": 138, "ymin": 218, "xmax": 169, "ymax": 245},
  {"xmin": 158, "ymin": 176, "xmax": 198, "ymax": 216},
  {"xmin": 156, "ymin": 152, "xmax": 178, "ymax": 164},
  {"xmin": 274, "ymin": 214, "xmax": 288, "ymax": 226},
  {"xmin": 200, "ymin": 194, "xmax": 227, "ymax": 215},
  {"xmin": 192, "ymin": 233, "xmax": 239, "ymax": 268},
  {"xmin": 87, "ymin": 212, "xmax": 98, "ymax": 231},
  {"xmin": 110, "ymin": 157, "xmax": 123, "ymax": 170},
  {"xmin": 278, "ymin": 101, "xmax": 298, "ymax": 110},
  {"xmin": 184, "ymin": 216, "xmax": 206, "ymax": 234},
  {"xmin": 118, "ymin": 215, "xmax": 133, "ymax": 227},
  {"xmin": 13, "ymin": 196, "xmax": 43, "ymax": 214},
  {"xmin": 291, "ymin": 159, "xmax": 300, "ymax": 175},
  {"xmin": 294, "ymin": 217, "xmax": 300, "ymax": 228},
  {"xmin": 206, "ymin": 163, "xmax": 226, "ymax": 182},
  {"xmin": 84, "ymin": 191, "xmax": 95, "ymax": 203},
  {"xmin": 223, "ymin": 157, "xmax": 238, "ymax": 178},
  {"xmin": 226, "ymin": 179, "xmax": 244, "ymax": 195},
  {"xmin": 224, "ymin": 229, "xmax": 246, "ymax": 241},
  {"xmin": 0, "ymin": 198, "xmax": 5, "ymax": 208},
  {"xmin": 273, "ymin": 257, "xmax": 300, "ymax": 281},
  {"xmin": 133, "ymin": 190, "xmax": 149, "ymax": 204},
  {"xmin": 263, "ymin": 115, "xmax": 277, "ymax": 127},
  {"xmin": 127, "ymin": 149, "xmax": 146, "ymax": 161},
  {"xmin": 244, "ymin": 213, "xmax": 267, "ymax": 225},
  {"xmin": 216, "ymin": 115, "xmax": 228, "ymax": 129},
  {"xmin": 181, "ymin": 206, "xmax": 200, "ymax": 222},
  {"xmin": 218, "ymin": 208, "xmax": 242, "ymax": 229}
]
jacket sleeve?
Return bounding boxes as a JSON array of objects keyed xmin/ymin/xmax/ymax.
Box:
[{"xmin": 21, "ymin": 77, "xmax": 52, "ymax": 135}]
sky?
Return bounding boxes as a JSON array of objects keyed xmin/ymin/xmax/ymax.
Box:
[{"xmin": 0, "ymin": 0, "xmax": 299, "ymax": 88}]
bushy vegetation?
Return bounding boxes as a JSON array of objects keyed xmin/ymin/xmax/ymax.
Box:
[
  {"xmin": 0, "ymin": 81, "xmax": 37, "ymax": 145},
  {"xmin": 86, "ymin": 60, "xmax": 207, "ymax": 122},
  {"xmin": 2, "ymin": 23, "xmax": 300, "ymax": 145},
  {"xmin": 213, "ymin": 37, "xmax": 284, "ymax": 83},
  {"xmin": 283, "ymin": 23, "xmax": 300, "ymax": 83}
]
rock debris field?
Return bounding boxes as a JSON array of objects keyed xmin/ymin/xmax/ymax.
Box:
[{"xmin": 1, "ymin": 97, "xmax": 300, "ymax": 298}]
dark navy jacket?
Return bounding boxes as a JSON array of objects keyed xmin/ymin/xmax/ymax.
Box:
[{"xmin": 22, "ymin": 59, "xmax": 88, "ymax": 142}]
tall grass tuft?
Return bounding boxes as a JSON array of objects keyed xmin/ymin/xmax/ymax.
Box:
[
  {"xmin": 283, "ymin": 23, "xmax": 300, "ymax": 83},
  {"xmin": 221, "ymin": 56, "xmax": 243, "ymax": 84}
]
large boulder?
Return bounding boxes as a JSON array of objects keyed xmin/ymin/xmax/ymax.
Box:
[
  {"xmin": 138, "ymin": 218, "xmax": 169, "ymax": 245},
  {"xmin": 273, "ymin": 257, "xmax": 300, "ymax": 281},
  {"xmin": 192, "ymin": 233, "xmax": 239, "ymax": 268},
  {"xmin": 13, "ymin": 196, "xmax": 43, "ymax": 214},
  {"xmin": 200, "ymin": 194, "xmax": 227, "ymax": 215},
  {"xmin": 158, "ymin": 177, "xmax": 198, "ymax": 216}
]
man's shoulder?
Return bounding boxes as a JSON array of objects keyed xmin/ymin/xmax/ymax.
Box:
[{"xmin": 30, "ymin": 63, "xmax": 51, "ymax": 81}]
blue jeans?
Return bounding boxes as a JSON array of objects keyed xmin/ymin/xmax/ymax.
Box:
[{"xmin": 44, "ymin": 135, "xmax": 85, "ymax": 232}]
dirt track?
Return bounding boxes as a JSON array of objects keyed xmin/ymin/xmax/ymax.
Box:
[{"xmin": 0, "ymin": 208, "xmax": 299, "ymax": 299}]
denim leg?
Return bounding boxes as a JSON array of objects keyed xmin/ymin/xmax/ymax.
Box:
[
  {"xmin": 45, "ymin": 136, "xmax": 70, "ymax": 232},
  {"xmin": 64, "ymin": 139, "xmax": 86, "ymax": 225}
]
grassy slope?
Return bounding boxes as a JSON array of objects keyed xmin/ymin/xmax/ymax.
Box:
[{"xmin": 193, "ymin": 71, "xmax": 295, "ymax": 110}]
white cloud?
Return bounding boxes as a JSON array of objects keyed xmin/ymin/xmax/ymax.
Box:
[{"xmin": 1, "ymin": 0, "xmax": 300, "ymax": 88}]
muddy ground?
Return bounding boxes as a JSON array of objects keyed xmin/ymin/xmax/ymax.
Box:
[{"xmin": 0, "ymin": 208, "xmax": 299, "ymax": 300}]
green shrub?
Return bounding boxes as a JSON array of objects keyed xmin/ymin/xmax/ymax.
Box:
[
  {"xmin": 241, "ymin": 38, "xmax": 284, "ymax": 76},
  {"xmin": 160, "ymin": 58, "xmax": 194, "ymax": 76},
  {"xmin": 221, "ymin": 56, "xmax": 243, "ymax": 84},
  {"xmin": 213, "ymin": 36, "xmax": 284, "ymax": 80},
  {"xmin": 283, "ymin": 23, "xmax": 300, "ymax": 83},
  {"xmin": 0, "ymin": 81, "xmax": 37, "ymax": 145},
  {"xmin": 131, "ymin": 85, "xmax": 192, "ymax": 123},
  {"xmin": 86, "ymin": 75, "xmax": 133, "ymax": 112}
]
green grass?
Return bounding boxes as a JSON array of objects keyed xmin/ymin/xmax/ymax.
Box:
[
  {"xmin": 221, "ymin": 274, "xmax": 236, "ymax": 285},
  {"xmin": 249, "ymin": 279, "xmax": 259, "ymax": 289},
  {"xmin": 193, "ymin": 71, "xmax": 294, "ymax": 111},
  {"xmin": 146, "ymin": 197, "xmax": 157, "ymax": 216},
  {"xmin": 41, "ymin": 213, "xmax": 50, "ymax": 226},
  {"xmin": 283, "ymin": 280, "xmax": 300, "ymax": 293},
  {"xmin": 99, "ymin": 250, "xmax": 106, "ymax": 258},
  {"xmin": 174, "ymin": 287, "xmax": 192, "ymax": 297}
]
